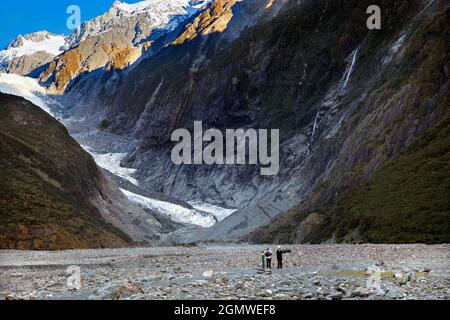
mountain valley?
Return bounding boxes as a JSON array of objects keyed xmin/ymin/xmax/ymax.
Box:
[{"xmin": 0, "ymin": 0, "xmax": 449, "ymax": 248}]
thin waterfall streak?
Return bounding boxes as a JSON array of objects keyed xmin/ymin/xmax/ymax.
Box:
[{"xmin": 343, "ymin": 48, "xmax": 359, "ymax": 88}]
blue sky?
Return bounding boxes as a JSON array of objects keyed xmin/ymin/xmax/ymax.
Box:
[{"xmin": 0, "ymin": 0, "xmax": 143, "ymax": 49}]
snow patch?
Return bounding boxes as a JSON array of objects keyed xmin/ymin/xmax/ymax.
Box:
[
  {"xmin": 188, "ymin": 201, "xmax": 236, "ymax": 222},
  {"xmin": 0, "ymin": 73, "xmax": 53, "ymax": 115},
  {"xmin": 120, "ymin": 188, "xmax": 217, "ymax": 227},
  {"xmin": 82, "ymin": 146, "xmax": 138, "ymax": 186}
]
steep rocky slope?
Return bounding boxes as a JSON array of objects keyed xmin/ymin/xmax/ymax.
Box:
[
  {"xmin": 249, "ymin": 117, "xmax": 450, "ymax": 244},
  {"xmin": 247, "ymin": 0, "xmax": 450, "ymax": 243},
  {"xmin": 312, "ymin": 118, "xmax": 450, "ymax": 244},
  {"xmin": 0, "ymin": 93, "xmax": 129, "ymax": 249},
  {"xmin": 0, "ymin": 93, "xmax": 166, "ymax": 249}
]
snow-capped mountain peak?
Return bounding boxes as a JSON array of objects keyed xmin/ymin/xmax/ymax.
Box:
[
  {"xmin": 68, "ymin": 0, "xmax": 213, "ymax": 47},
  {"xmin": 113, "ymin": 0, "xmax": 211, "ymax": 14},
  {"xmin": 0, "ymin": 31, "xmax": 66, "ymax": 65},
  {"xmin": 5, "ymin": 31, "xmax": 65, "ymax": 51}
]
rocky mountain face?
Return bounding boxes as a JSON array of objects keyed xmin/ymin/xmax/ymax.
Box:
[
  {"xmin": 60, "ymin": 0, "xmax": 291, "ymax": 202},
  {"xmin": 39, "ymin": 0, "xmax": 216, "ymax": 93},
  {"xmin": 0, "ymin": 31, "xmax": 66, "ymax": 76},
  {"xmin": 0, "ymin": 93, "xmax": 170, "ymax": 249},
  {"xmin": 246, "ymin": 0, "xmax": 450, "ymax": 243},
  {"xmin": 249, "ymin": 116, "xmax": 450, "ymax": 244},
  {"xmin": 56, "ymin": 0, "xmax": 449, "ymax": 244},
  {"xmin": 55, "ymin": 0, "xmax": 288, "ymax": 105},
  {"xmin": 0, "ymin": 1, "xmax": 216, "ymax": 93}
]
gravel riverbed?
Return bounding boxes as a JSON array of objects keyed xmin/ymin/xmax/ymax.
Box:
[{"xmin": 0, "ymin": 244, "xmax": 448, "ymax": 300}]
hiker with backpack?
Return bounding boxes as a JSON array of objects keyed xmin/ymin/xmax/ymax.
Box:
[{"xmin": 264, "ymin": 248, "xmax": 273, "ymax": 269}]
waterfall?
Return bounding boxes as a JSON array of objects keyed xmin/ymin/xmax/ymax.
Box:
[
  {"xmin": 311, "ymin": 112, "xmax": 320, "ymax": 138},
  {"xmin": 307, "ymin": 111, "xmax": 321, "ymax": 156},
  {"xmin": 417, "ymin": 0, "xmax": 436, "ymax": 16},
  {"xmin": 343, "ymin": 48, "xmax": 359, "ymax": 88}
]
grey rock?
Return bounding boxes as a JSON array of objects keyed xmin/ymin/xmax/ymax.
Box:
[
  {"xmin": 335, "ymin": 286, "xmax": 347, "ymax": 294},
  {"xmin": 385, "ymin": 288, "xmax": 406, "ymax": 300},
  {"xmin": 350, "ymin": 288, "xmax": 370, "ymax": 298},
  {"xmin": 330, "ymin": 291, "xmax": 344, "ymax": 300},
  {"xmin": 91, "ymin": 281, "xmax": 144, "ymax": 300}
]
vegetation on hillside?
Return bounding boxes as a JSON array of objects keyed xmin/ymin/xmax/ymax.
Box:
[
  {"xmin": 0, "ymin": 93, "xmax": 132, "ymax": 250},
  {"xmin": 305, "ymin": 118, "xmax": 450, "ymax": 243}
]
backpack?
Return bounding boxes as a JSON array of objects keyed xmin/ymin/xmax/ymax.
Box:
[{"xmin": 265, "ymin": 251, "xmax": 272, "ymax": 258}]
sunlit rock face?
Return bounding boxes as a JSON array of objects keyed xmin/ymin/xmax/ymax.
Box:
[
  {"xmin": 172, "ymin": 0, "xmax": 240, "ymax": 45},
  {"xmin": 37, "ymin": 1, "xmax": 214, "ymax": 93}
]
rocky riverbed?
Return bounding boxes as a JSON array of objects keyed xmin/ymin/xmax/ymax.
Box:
[{"xmin": 0, "ymin": 244, "xmax": 448, "ymax": 300}]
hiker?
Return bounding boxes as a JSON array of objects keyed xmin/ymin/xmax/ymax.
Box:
[
  {"xmin": 261, "ymin": 250, "xmax": 266, "ymax": 269},
  {"xmin": 276, "ymin": 246, "xmax": 292, "ymax": 269},
  {"xmin": 265, "ymin": 248, "xmax": 273, "ymax": 269},
  {"xmin": 276, "ymin": 246, "xmax": 283, "ymax": 269}
]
